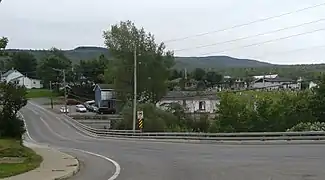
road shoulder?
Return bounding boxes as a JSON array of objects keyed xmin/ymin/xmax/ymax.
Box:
[{"xmin": 2, "ymin": 142, "xmax": 80, "ymax": 180}]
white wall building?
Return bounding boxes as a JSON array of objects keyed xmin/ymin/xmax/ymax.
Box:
[
  {"xmin": 1, "ymin": 69, "xmax": 43, "ymax": 89},
  {"xmin": 251, "ymin": 77, "xmax": 300, "ymax": 90},
  {"xmin": 253, "ymin": 74, "xmax": 279, "ymax": 79},
  {"xmin": 156, "ymin": 91, "xmax": 219, "ymax": 113}
]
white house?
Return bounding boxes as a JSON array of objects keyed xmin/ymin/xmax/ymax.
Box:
[
  {"xmin": 1, "ymin": 69, "xmax": 43, "ymax": 89},
  {"xmin": 253, "ymin": 74, "xmax": 279, "ymax": 79},
  {"xmin": 251, "ymin": 77, "xmax": 300, "ymax": 90},
  {"xmin": 156, "ymin": 91, "xmax": 219, "ymax": 113}
]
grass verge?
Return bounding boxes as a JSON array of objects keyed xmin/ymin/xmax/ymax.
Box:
[
  {"xmin": 0, "ymin": 139, "xmax": 43, "ymax": 178},
  {"xmin": 26, "ymin": 89, "xmax": 59, "ymax": 99}
]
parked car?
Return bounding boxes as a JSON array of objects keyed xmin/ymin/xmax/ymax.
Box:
[
  {"xmin": 84, "ymin": 100, "xmax": 96, "ymax": 112},
  {"xmin": 97, "ymin": 107, "xmax": 116, "ymax": 114},
  {"xmin": 60, "ymin": 106, "xmax": 69, "ymax": 113},
  {"xmin": 76, "ymin": 104, "xmax": 87, "ymax": 113}
]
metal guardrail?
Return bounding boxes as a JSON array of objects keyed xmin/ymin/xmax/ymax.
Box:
[{"xmin": 64, "ymin": 114, "xmax": 325, "ymax": 141}]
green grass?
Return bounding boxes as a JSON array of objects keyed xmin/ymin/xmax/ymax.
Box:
[
  {"xmin": 26, "ymin": 89, "xmax": 59, "ymax": 99},
  {"xmin": 0, "ymin": 139, "xmax": 43, "ymax": 178}
]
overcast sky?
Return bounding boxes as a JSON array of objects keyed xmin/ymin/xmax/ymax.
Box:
[{"xmin": 1, "ymin": 0, "xmax": 325, "ymax": 64}]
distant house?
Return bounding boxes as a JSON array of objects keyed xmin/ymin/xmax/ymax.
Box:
[
  {"xmin": 251, "ymin": 77, "xmax": 300, "ymax": 90},
  {"xmin": 93, "ymin": 84, "xmax": 116, "ymax": 108},
  {"xmin": 253, "ymin": 74, "xmax": 279, "ymax": 79},
  {"xmin": 156, "ymin": 91, "xmax": 219, "ymax": 113},
  {"xmin": 1, "ymin": 69, "xmax": 43, "ymax": 89}
]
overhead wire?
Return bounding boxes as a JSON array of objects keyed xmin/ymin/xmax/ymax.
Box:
[
  {"xmin": 198, "ymin": 27, "xmax": 325, "ymax": 56},
  {"xmin": 173, "ymin": 18, "xmax": 325, "ymax": 52},
  {"xmin": 164, "ymin": 2, "xmax": 325, "ymax": 43}
]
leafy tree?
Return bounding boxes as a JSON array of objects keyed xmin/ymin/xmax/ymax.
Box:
[
  {"xmin": 8, "ymin": 51, "xmax": 38, "ymax": 78},
  {"xmin": 75, "ymin": 55, "xmax": 108, "ymax": 83},
  {"xmin": 0, "ymin": 82, "xmax": 27, "ymax": 139},
  {"xmin": 169, "ymin": 69, "xmax": 182, "ymax": 80},
  {"xmin": 0, "ymin": 37, "xmax": 8, "ymax": 51},
  {"xmin": 205, "ymin": 71, "xmax": 223, "ymax": 87},
  {"xmin": 309, "ymin": 75, "xmax": 325, "ymax": 122},
  {"xmin": 37, "ymin": 48, "xmax": 72, "ymax": 85},
  {"xmin": 192, "ymin": 68, "xmax": 206, "ymax": 81},
  {"xmin": 103, "ymin": 20, "xmax": 174, "ymax": 104},
  {"xmin": 0, "ymin": 37, "xmax": 9, "ymax": 70}
]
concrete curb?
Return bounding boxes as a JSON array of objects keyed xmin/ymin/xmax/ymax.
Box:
[
  {"xmin": 54, "ymin": 154, "xmax": 80, "ymax": 180},
  {"xmin": 24, "ymin": 141, "xmax": 80, "ymax": 180}
]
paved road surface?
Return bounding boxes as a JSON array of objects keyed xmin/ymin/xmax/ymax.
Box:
[{"xmin": 21, "ymin": 100, "xmax": 325, "ymax": 180}]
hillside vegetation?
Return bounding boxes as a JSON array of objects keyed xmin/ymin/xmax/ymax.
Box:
[{"xmin": 6, "ymin": 46, "xmax": 273, "ymax": 69}]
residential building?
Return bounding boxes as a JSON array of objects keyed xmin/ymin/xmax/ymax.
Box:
[
  {"xmin": 156, "ymin": 91, "xmax": 219, "ymax": 113},
  {"xmin": 251, "ymin": 77, "xmax": 300, "ymax": 90},
  {"xmin": 1, "ymin": 69, "xmax": 43, "ymax": 89},
  {"xmin": 253, "ymin": 74, "xmax": 279, "ymax": 79},
  {"xmin": 93, "ymin": 84, "xmax": 116, "ymax": 108}
]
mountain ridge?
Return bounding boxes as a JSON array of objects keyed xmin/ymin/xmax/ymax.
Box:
[{"xmin": 6, "ymin": 46, "xmax": 278, "ymax": 69}]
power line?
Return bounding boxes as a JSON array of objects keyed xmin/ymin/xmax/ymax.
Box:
[
  {"xmin": 174, "ymin": 18, "xmax": 325, "ymax": 52},
  {"xmin": 164, "ymin": 2, "xmax": 325, "ymax": 43},
  {"xmin": 199, "ymin": 27, "xmax": 325, "ymax": 56},
  {"xmin": 251, "ymin": 44, "xmax": 325, "ymax": 59}
]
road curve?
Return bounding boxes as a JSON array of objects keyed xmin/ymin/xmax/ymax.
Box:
[{"xmin": 22, "ymin": 100, "xmax": 325, "ymax": 180}]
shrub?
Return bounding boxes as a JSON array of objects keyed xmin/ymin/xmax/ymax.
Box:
[{"xmin": 287, "ymin": 122, "xmax": 325, "ymax": 132}]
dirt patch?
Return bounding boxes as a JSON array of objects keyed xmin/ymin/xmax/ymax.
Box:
[{"xmin": 0, "ymin": 157, "xmax": 26, "ymax": 164}]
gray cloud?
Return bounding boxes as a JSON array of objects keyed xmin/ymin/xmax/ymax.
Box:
[{"xmin": 1, "ymin": 0, "xmax": 325, "ymax": 64}]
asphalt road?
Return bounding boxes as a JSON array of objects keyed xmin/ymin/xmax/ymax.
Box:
[{"xmin": 21, "ymin": 100, "xmax": 325, "ymax": 180}]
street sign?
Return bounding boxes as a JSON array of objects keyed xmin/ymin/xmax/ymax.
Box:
[
  {"xmin": 138, "ymin": 119, "xmax": 143, "ymax": 130},
  {"xmin": 137, "ymin": 111, "xmax": 143, "ymax": 120}
]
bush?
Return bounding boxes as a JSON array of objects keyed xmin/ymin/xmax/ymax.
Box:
[
  {"xmin": 287, "ymin": 122, "xmax": 325, "ymax": 132},
  {"xmin": 0, "ymin": 114, "xmax": 25, "ymax": 140}
]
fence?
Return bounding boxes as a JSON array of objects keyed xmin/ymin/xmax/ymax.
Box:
[{"xmin": 63, "ymin": 114, "xmax": 325, "ymax": 141}]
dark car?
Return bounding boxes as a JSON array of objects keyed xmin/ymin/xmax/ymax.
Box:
[{"xmin": 97, "ymin": 107, "xmax": 116, "ymax": 114}]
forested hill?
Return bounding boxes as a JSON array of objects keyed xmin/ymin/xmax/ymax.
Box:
[{"xmin": 6, "ymin": 46, "xmax": 274, "ymax": 69}]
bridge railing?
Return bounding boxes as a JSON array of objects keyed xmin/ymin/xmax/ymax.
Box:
[{"xmin": 64, "ymin": 114, "xmax": 325, "ymax": 141}]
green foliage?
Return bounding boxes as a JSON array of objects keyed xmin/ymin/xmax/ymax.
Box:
[
  {"xmin": 0, "ymin": 139, "xmax": 43, "ymax": 178},
  {"xmin": 113, "ymin": 103, "xmax": 211, "ymax": 132},
  {"xmin": 214, "ymin": 90, "xmax": 314, "ymax": 133},
  {"xmin": 0, "ymin": 37, "xmax": 8, "ymax": 50},
  {"xmin": 74, "ymin": 54, "xmax": 109, "ymax": 83},
  {"xmin": 192, "ymin": 68, "xmax": 206, "ymax": 81},
  {"xmin": 0, "ymin": 82, "xmax": 27, "ymax": 139},
  {"xmin": 287, "ymin": 122, "xmax": 325, "ymax": 132},
  {"xmin": 309, "ymin": 76, "xmax": 325, "ymax": 122},
  {"xmin": 37, "ymin": 48, "xmax": 72, "ymax": 85},
  {"xmin": 103, "ymin": 20, "xmax": 174, "ymax": 104},
  {"xmin": 26, "ymin": 89, "xmax": 58, "ymax": 99},
  {"xmin": 5, "ymin": 46, "xmax": 325, "ymax": 81},
  {"xmin": 8, "ymin": 52, "xmax": 38, "ymax": 78}
]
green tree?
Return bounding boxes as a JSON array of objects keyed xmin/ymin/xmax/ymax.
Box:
[
  {"xmin": 8, "ymin": 51, "xmax": 38, "ymax": 78},
  {"xmin": 103, "ymin": 20, "xmax": 174, "ymax": 104},
  {"xmin": 75, "ymin": 55, "xmax": 108, "ymax": 83},
  {"xmin": 37, "ymin": 48, "xmax": 72, "ymax": 85},
  {"xmin": 0, "ymin": 37, "xmax": 8, "ymax": 51},
  {"xmin": 215, "ymin": 92, "xmax": 256, "ymax": 132},
  {"xmin": 205, "ymin": 71, "xmax": 223, "ymax": 87},
  {"xmin": 192, "ymin": 68, "xmax": 206, "ymax": 81},
  {"xmin": 0, "ymin": 37, "xmax": 9, "ymax": 70},
  {"xmin": 0, "ymin": 82, "xmax": 27, "ymax": 139},
  {"xmin": 309, "ymin": 75, "xmax": 325, "ymax": 122}
]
